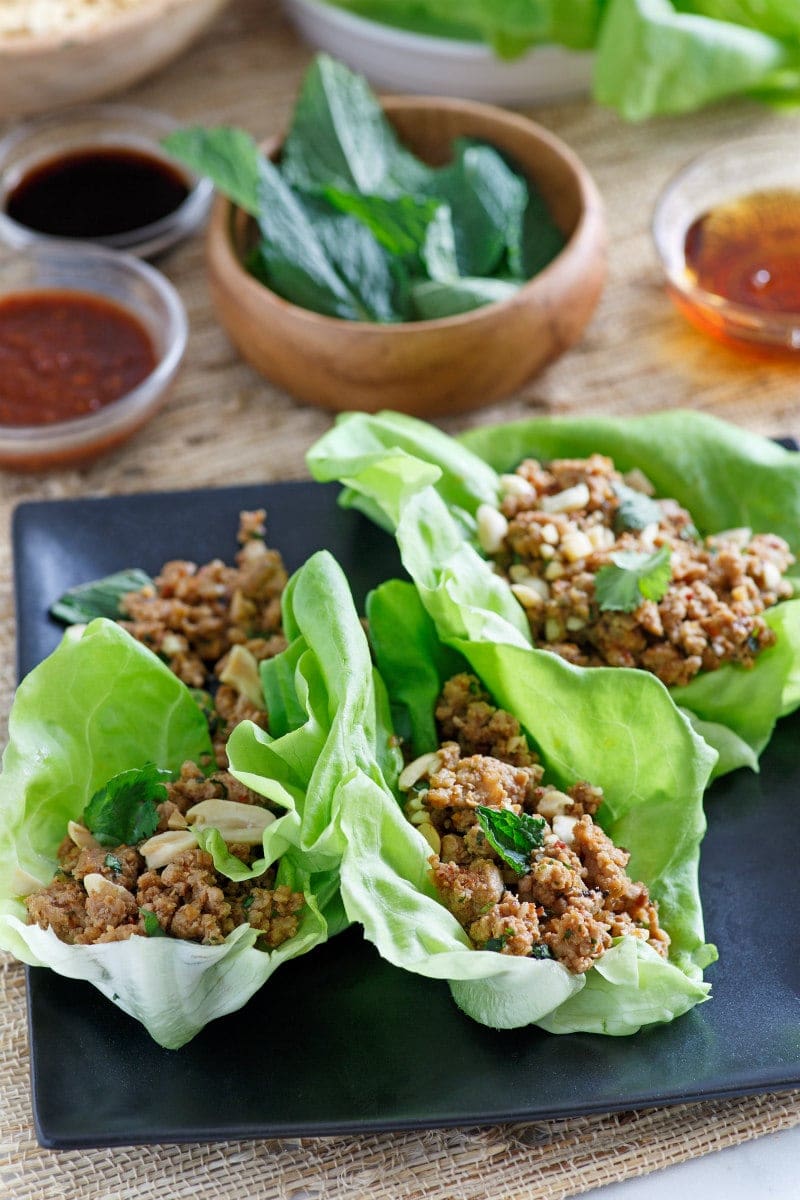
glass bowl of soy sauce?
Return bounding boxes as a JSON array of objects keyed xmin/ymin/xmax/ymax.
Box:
[
  {"xmin": 653, "ymin": 132, "xmax": 800, "ymax": 356},
  {"xmin": 0, "ymin": 104, "xmax": 213, "ymax": 258}
]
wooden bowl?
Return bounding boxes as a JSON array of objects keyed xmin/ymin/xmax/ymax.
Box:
[
  {"xmin": 0, "ymin": 0, "xmax": 231, "ymax": 120},
  {"xmin": 206, "ymin": 97, "xmax": 607, "ymax": 417}
]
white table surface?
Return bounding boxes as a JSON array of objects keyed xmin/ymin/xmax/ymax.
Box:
[{"xmin": 582, "ymin": 1120, "xmax": 800, "ymax": 1200}]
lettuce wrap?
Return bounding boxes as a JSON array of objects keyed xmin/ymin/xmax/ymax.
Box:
[
  {"xmin": 226, "ymin": 549, "xmax": 403, "ymax": 869},
  {"xmin": 0, "ymin": 612, "xmax": 339, "ymax": 1049},
  {"xmin": 307, "ymin": 408, "xmax": 800, "ymax": 778},
  {"xmin": 176, "ymin": 544, "xmax": 715, "ymax": 1034},
  {"xmin": 334, "ymin": 579, "xmax": 715, "ymax": 1034}
]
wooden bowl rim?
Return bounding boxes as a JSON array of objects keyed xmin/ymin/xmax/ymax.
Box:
[
  {"xmin": 206, "ymin": 94, "xmax": 606, "ymax": 336},
  {"xmin": 0, "ymin": 0, "xmax": 228, "ymax": 56}
]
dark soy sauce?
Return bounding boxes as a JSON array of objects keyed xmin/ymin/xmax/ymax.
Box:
[{"xmin": 5, "ymin": 146, "xmax": 191, "ymax": 239}]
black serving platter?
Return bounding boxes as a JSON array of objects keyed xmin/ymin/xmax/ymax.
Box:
[{"xmin": 12, "ymin": 480, "xmax": 800, "ymax": 1150}]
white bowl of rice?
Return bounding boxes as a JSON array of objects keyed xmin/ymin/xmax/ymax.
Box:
[{"xmin": 0, "ymin": 0, "xmax": 232, "ymax": 119}]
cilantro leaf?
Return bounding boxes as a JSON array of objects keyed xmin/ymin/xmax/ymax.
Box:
[
  {"xmin": 83, "ymin": 764, "xmax": 171, "ymax": 847},
  {"xmin": 612, "ymin": 483, "xmax": 662, "ymax": 533},
  {"xmin": 49, "ymin": 568, "xmax": 153, "ymax": 625},
  {"xmin": 139, "ymin": 908, "xmax": 167, "ymax": 937},
  {"xmin": 595, "ymin": 545, "xmax": 673, "ymax": 613},
  {"xmin": 476, "ymin": 806, "xmax": 545, "ymax": 875},
  {"xmin": 104, "ymin": 853, "xmax": 123, "ymax": 874}
]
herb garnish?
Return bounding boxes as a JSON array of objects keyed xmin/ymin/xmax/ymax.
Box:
[
  {"xmin": 49, "ymin": 568, "xmax": 154, "ymax": 625},
  {"xmin": 83, "ymin": 763, "xmax": 171, "ymax": 848},
  {"xmin": 485, "ymin": 927, "xmax": 515, "ymax": 952},
  {"xmin": 476, "ymin": 806, "xmax": 545, "ymax": 875},
  {"xmin": 530, "ymin": 944, "xmax": 553, "ymax": 960},
  {"xmin": 594, "ymin": 545, "xmax": 672, "ymax": 613},
  {"xmin": 164, "ymin": 55, "xmax": 565, "ymax": 324},
  {"xmin": 612, "ymin": 483, "xmax": 662, "ymax": 533},
  {"xmin": 139, "ymin": 908, "xmax": 167, "ymax": 938},
  {"xmin": 104, "ymin": 853, "xmax": 123, "ymax": 874}
]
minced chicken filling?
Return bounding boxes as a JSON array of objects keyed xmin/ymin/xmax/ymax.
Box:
[
  {"xmin": 25, "ymin": 513, "xmax": 305, "ymax": 949},
  {"xmin": 26, "ymin": 764, "xmax": 304, "ymax": 948},
  {"xmin": 401, "ymin": 675, "xmax": 668, "ymax": 974},
  {"xmin": 478, "ymin": 453, "xmax": 793, "ymax": 688},
  {"xmin": 122, "ymin": 509, "xmax": 287, "ymax": 767}
]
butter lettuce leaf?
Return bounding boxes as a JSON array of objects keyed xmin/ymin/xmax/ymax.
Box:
[
  {"xmin": 595, "ymin": 0, "xmax": 800, "ymax": 121},
  {"xmin": 227, "ymin": 550, "xmax": 404, "ymax": 872},
  {"xmin": 343, "ymin": 579, "xmax": 714, "ymax": 1033},
  {"xmin": 308, "ymin": 408, "xmax": 800, "ymax": 776},
  {"xmin": 0, "ymin": 619, "xmax": 329, "ymax": 1048}
]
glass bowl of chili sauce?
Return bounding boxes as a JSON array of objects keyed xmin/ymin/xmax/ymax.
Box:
[
  {"xmin": 0, "ymin": 104, "xmax": 212, "ymax": 259},
  {"xmin": 0, "ymin": 242, "xmax": 187, "ymax": 469}
]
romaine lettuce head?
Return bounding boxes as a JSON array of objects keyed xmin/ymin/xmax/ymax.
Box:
[
  {"xmin": 342, "ymin": 579, "xmax": 715, "ymax": 1035},
  {"xmin": 307, "ymin": 408, "xmax": 800, "ymax": 777},
  {"xmin": 0, "ymin": 618, "xmax": 328, "ymax": 1048}
]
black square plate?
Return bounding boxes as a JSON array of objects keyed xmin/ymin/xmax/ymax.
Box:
[{"xmin": 12, "ymin": 480, "xmax": 800, "ymax": 1149}]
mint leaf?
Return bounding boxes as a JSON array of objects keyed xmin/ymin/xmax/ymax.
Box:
[
  {"xmin": 412, "ymin": 277, "xmax": 520, "ymax": 319},
  {"xmin": 162, "ymin": 127, "xmax": 262, "ymax": 216},
  {"xmin": 139, "ymin": 908, "xmax": 167, "ymax": 937},
  {"xmin": 509, "ymin": 186, "xmax": 566, "ymax": 279},
  {"xmin": 281, "ymin": 54, "xmax": 429, "ymax": 197},
  {"xmin": 50, "ymin": 568, "xmax": 153, "ymax": 625},
  {"xmin": 321, "ymin": 187, "xmax": 442, "ymax": 261},
  {"xmin": 595, "ymin": 545, "xmax": 673, "ymax": 613},
  {"xmin": 253, "ymin": 159, "xmax": 375, "ymax": 320},
  {"xmin": 298, "ymin": 195, "xmax": 412, "ymax": 322},
  {"xmin": 422, "ymin": 139, "xmax": 529, "ymax": 278},
  {"xmin": 476, "ymin": 806, "xmax": 545, "ymax": 874},
  {"xmin": 83, "ymin": 764, "xmax": 171, "ymax": 847},
  {"xmin": 531, "ymin": 944, "xmax": 554, "ymax": 959},
  {"xmin": 612, "ymin": 482, "xmax": 663, "ymax": 532}
]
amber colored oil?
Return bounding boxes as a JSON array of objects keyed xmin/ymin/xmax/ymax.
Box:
[{"xmin": 676, "ymin": 188, "xmax": 800, "ymax": 354}]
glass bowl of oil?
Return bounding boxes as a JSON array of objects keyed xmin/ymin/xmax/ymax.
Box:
[{"xmin": 653, "ymin": 133, "xmax": 800, "ymax": 355}]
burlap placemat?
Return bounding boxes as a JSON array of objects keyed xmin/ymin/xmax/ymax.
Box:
[{"xmin": 1, "ymin": 0, "xmax": 799, "ymax": 1193}]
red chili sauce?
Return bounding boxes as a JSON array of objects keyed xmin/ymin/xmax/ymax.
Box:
[{"xmin": 0, "ymin": 290, "xmax": 156, "ymax": 426}]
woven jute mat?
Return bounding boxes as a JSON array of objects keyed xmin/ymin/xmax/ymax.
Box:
[{"xmin": 1, "ymin": 0, "xmax": 800, "ymax": 1193}]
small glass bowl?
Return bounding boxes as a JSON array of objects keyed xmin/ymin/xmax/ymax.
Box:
[
  {"xmin": 652, "ymin": 133, "xmax": 800, "ymax": 354},
  {"xmin": 0, "ymin": 242, "xmax": 187, "ymax": 470},
  {"xmin": 0, "ymin": 104, "xmax": 212, "ymax": 259}
]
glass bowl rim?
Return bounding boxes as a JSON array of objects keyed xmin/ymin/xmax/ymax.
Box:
[
  {"xmin": 0, "ymin": 240, "xmax": 187, "ymax": 452},
  {"xmin": 0, "ymin": 102, "xmax": 213, "ymax": 259},
  {"xmin": 652, "ymin": 132, "xmax": 800, "ymax": 331}
]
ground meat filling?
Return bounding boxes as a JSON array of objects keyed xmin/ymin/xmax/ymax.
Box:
[
  {"xmin": 481, "ymin": 454, "xmax": 794, "ymax": 687},
  {"xmin": 402, "ymin": 673, "xmax": 668, "ymax": 974},
  {"xmin": 26, "ymin": 765, "xmax": 305, "ymax": 949},
  {"xmin": 24, "ymin": 514, "xmax": 305, "ymax": 950},
  {"xmin": 121, "ymin": 510, "xmax": 287, "ymax": 761}
]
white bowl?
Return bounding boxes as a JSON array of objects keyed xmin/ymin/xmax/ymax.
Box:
[
  {"xmin": 0, "ymin": 0, "xmax": 232, "ymax": 121},
  {"xmin": 282, "ymin": 0, "xmax": 594, "ymax": 105}
]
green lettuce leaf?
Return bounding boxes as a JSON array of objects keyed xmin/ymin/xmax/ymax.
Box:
[
  {"xmin": 344, "ymin": 579, "xmax": 714, "ymax": 1033},
  {"xmin": 595, "ymin": 0, "xmax": 800, "ymax": 121},
  {"xmin": 226, "ymin": 550, "xmax": 404, "ymax": 872},
  {"xmin": 0, "ymin": 619, "xmax": 328, "ymax": 1048},
  {"xmin": 308, "ymin": 408, "xmax": 800, "ymax": 776},
  {"xmin": 323, "ymin": 0, "xmax": 603, "ymax": 54}
]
